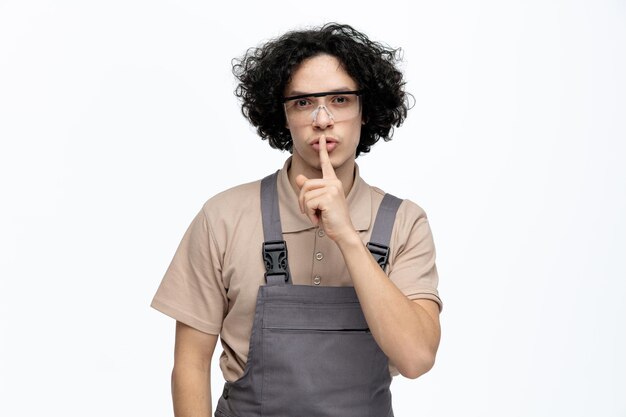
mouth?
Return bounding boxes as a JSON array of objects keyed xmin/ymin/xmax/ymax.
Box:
[{"xmin": 311, "ymin": 137, "xmax": 338, "ymax": 152}]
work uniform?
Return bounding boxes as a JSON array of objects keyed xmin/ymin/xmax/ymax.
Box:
[{"xmin": 151, "ymin": 157, "xmax": 442, "ymax": 414}]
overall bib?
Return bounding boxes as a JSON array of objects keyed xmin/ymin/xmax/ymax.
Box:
[{"xmin": 215, "ymin": 172, "xmax": 402, "ymax": 417}]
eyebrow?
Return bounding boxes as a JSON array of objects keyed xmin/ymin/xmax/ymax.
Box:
[{"xmin": 287, "ymin": 87, "xmax": 354, "ymax": 96}]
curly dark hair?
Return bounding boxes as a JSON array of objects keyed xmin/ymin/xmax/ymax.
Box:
[{"xmin": 231, "ymin": 23, "xmax": 413, "ymax": 157}]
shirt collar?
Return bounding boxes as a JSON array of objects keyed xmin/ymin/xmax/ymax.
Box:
[{"xmin": 277, "ymin": 157, "xmax": 372, "ymax": 233}]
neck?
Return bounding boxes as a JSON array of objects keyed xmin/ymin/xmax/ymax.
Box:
[{"xmin": 287, "ymin": 156, "xmax": 356, "ymax": 197}]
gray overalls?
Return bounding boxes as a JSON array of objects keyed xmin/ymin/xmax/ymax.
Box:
[{"xmin": 215, "ymin": 172, "xmax": 402, "ymax": 417}]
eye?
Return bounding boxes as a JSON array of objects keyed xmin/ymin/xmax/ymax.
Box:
[
  {"xmin": 332, "ymin": 95, "xmax": 351, "ymax": 105},
  {"xmin": 294, "ymin": 98, "xmax": 312, "ymax": 109}
]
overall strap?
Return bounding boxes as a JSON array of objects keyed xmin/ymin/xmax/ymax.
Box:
[
  {"xmin": 260, "ymin": 171, "xmax": 292, "ymax": 285},
  {"xmin": 367, "ymin": 194, "xmax": 403, "ymax": 271}
]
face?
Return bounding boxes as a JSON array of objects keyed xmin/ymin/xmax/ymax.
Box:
[{"xmin": 284, "ymin": 54, "xmax": 362, "ymax": 175}]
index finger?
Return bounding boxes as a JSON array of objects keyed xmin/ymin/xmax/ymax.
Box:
[{"xmin": 319, "ymin": 135, "xmax": 337, "ymax": 179}]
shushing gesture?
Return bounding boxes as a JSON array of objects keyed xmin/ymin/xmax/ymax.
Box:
[{"xmin": 295, "ymin": 135, "xmax": 357, "ymax": 244}]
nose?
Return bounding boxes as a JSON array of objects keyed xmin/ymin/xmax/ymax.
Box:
[{"xmin": 311, "ymin": 105, "xmax": 334, "ymax": 128}]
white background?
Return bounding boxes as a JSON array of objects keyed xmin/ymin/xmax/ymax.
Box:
[{"xmin": 1, "ymin": 0, "xmax": 625, "ymax": 416}]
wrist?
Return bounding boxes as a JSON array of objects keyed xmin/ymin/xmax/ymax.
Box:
[{"xmin": 334, "ymin": 229, "xmax": 362, "ymax": 250}]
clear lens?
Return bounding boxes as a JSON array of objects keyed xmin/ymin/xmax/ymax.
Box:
[{"xmin": 284, "ymin": 93, "xmax": 361, "ymax": 126}]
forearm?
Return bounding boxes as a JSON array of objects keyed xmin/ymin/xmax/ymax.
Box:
[
  {"xmin": 172, "ymin": 365, "xmax": 212, "ymax": 417},
  {"xmin": 336, "ymin": 232, "xmax": 440, "ymax": 379}
]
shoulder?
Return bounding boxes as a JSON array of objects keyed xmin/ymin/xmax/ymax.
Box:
[
  {"xmin": 365, "ymin": 185, "xmax": 437, "ymax": 272},
  {"xmin": 396, "ymin": 198, "xmax": 428, "ymax": 227},
  {"xmin": 365, "ymin": 183, "xmax": 432, "ymax": 254},
  {"xmin": 199, "ymin": 179, "xmax": 263, "ymax": 230},
  {"xmin": 367, "ymin": 184, "xmax": 428, "ymax": 226},
  {"xmin": 201, "ymin": 179, "xmax": 261, "ymax": 210}
]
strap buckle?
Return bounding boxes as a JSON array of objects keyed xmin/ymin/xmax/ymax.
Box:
[
  {"xmin": 262, "ymin": 240, "xmax": 289, "ymax": 283},
  {"xmin": 366, "ymin": 242, "xmax": 390, "ymax": 270}
]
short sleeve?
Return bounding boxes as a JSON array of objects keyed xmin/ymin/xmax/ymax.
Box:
[
  {"xmin": 150, "ymin": 206, "xmax": 227, "ymax": 335},
  {"xmin": 388, "ymin": 201, "xmax": 443, "ymax": 312}
]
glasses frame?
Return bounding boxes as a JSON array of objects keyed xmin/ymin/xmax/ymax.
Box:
[
  {"xmin": 283, "ymin": 90, "xmax": 363, "ymax": 125},
  {"xmin": 282, "ymin": 89, "xmax": 363, "ymax": 103}
]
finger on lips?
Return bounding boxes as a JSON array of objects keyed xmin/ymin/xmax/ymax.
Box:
[
  {"xmin": 296, "ymin": 135, "xmax": 338, "ymax": 216},
  {"xmin": 318, "ymin": 135, "xmax": 337, "ymax": 179},
  {"xmin": 296, "ymin": 174, "xmax": 308, "ymax": 213}
]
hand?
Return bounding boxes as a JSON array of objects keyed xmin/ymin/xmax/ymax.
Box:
[{"xmin": 295, "ymin": 135, "xmax": 357, "ymax": 244}]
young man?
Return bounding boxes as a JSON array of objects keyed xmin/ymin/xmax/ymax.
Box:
[{"xmin": 151, "ymin": 23, "xmax": 442, "ymax": 417}]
